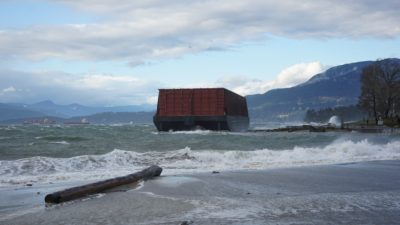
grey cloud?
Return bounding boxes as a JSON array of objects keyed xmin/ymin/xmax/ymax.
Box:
[
  {"xmin": 0, "ymin": 0, "xmax": 399, "ymax": 63},
  {"xmin": 0, "ymin": 70, "xmax": 162, "ymax": 105}
]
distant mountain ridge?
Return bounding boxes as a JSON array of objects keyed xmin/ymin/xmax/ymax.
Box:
[
  {"xmin": 1, "ymin": 112, "xmax": 154, "ymax": 125},
  {"xmin": 0, "ymin": 100, "xmax": 155, "ymax": 122},
  {"xmin": 0, "ymin": 103, "xmax": 47, "ymax": 121},
  {"xmin": 246, "ymin": 58, "xmax": 400, "ymax": 121}
]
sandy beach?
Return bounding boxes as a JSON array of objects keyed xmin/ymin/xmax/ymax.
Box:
[{"xmin": 1, "ymin": 160, "xmax": 400, "ymax": 225}]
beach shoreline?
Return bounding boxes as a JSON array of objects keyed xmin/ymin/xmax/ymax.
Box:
[{"xmin": 1, "ymin": 160, "xmax": 400, "ymax": 224}]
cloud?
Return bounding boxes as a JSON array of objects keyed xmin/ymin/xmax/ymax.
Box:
[
  {"xmin": 2, "ymin": 86, "xmax": 16, "ymax": 93},
  {"xmin": 0, "ymin": 62, "xmax": 323, "ymax": 105},
  {"xmin": 146, "ymin": 95, "xmax": 159, "ymax": 105},
  {"xmin": 216, "ymin": 61, "xmax": 325, "ymax": 96},
  {"xmin": 0, "ymin": 86, "xmax": 17, "ymax": 97},
  {"xmin": 0, "ymin": 70, "xmax": 162, "ymax": 105},
  {"xmin": 0, "ymin": 0, "xmax": 399, "ymax": 63}
]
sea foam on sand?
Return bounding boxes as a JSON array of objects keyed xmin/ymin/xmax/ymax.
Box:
[{"xmin": 1, "ymin": 160, "xmax": 400, "ymax": 225}]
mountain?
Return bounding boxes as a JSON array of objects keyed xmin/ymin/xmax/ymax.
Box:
[
  {"xmin": 0, "ymin": 100, "xmax": 156, "ymax": 123},
  {"xmin": 0, "ymin": 103, "xmax": 47, "ymax": 121},
  {"xmin": 4, "ymin": 100, "xmax": 156, "ymax": 119},
  {"xmin": 246, "ymin": 58, "xmax": 400, "ymax": 121}
]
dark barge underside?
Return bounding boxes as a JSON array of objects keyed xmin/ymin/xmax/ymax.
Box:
[{"xmin": 154, "ymin": 115, "xmax": 249, "ymax": 132}]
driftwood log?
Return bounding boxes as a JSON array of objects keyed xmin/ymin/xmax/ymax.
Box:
[{"xmin": 45, "ymin": 165, "xmax": 162, "ymax": 204}]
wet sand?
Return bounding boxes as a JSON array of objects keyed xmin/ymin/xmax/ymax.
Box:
[{"xmin": 1, "ymin": 160, "xmax": 400, "ymax": 225}]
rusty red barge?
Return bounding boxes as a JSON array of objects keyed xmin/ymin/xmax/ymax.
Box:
[{"xmin": 153, "ymin": 88, "xmax": 249, "ymax": 132}]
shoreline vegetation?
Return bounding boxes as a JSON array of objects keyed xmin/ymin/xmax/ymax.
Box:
[
  {"xmin": 302, "ymin": 58, "xmax": 400, "ymax": 133},
  {"xmin": 251, "ymin": 122, "xmax": 400, "ymax": 133}
]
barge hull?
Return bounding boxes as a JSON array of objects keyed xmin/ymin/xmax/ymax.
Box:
[
  {"xmin": 154, "ymin": 88, "xmax": 249, "ymax": 132},
  {"xmin": 154, "ymin": 115, "xmax": 249, "ymax": 132}
]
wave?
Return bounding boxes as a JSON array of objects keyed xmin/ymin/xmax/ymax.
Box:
[
  {"xmin": 152, "ymin": 130, "xmax": 214, "ymax": 135},
  {"xmin": 152, "ymin": 130, "xmax": 257, "ymax": 136},
  {"xmin": 36, "ymin": 135, "xmax": 87, "ymax": 142},
  {"xmin": 48, "ymin": 141, "xmax": 70, "ymax": 145},
  {"xmin": 1, "ymin": 139, "xmax": 399, "ymax": 186},
  {"xmin": 0, "ymin": 126, "xmax": 18, "ymax": 130}
]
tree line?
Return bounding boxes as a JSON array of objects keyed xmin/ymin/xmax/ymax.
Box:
[
  {"xmin": 304, "ymin": 58, "xmax": 400, "ymax": 125},
  {"xmin": 304, "ymin": 105, "xmax": 366, "ymax": 123},
  {"xmin": 358, "ymin": 59, "xmax": 400, "ymax": 124}
]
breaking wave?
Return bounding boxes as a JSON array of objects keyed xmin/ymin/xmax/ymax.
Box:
[
  {"xmin": 152, "ymin": 130, "xmax": 215, "ymax": 135},
  {"xmin": 1, "ymin": 139, "xmax": 400, "ymax": 186},
  {"xmin": 48, "ymin": 141, "xmax": 70, "ymax": 145}
]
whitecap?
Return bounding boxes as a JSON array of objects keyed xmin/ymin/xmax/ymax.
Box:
[{"xmin": 1, "ymin": 139, "xmax": 400, "ymax": 187}]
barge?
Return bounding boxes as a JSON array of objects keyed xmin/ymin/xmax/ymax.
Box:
[{"xmin": 154, "ymin": 88, "xmax": 249, "ymax": 132}]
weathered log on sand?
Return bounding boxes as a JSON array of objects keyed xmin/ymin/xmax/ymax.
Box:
[{"xmin": 45, "ymin": 165, "xmax": 162, "ymax": 204}]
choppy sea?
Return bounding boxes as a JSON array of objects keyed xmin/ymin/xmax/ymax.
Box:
[{"xmin": 1, "ymin": 124, "xmax": 400, "ymax": 187}]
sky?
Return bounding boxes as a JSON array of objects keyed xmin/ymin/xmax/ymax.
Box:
[{"xmin": 0, "ymin": 0, "xmax": 399, "ymax": 106}]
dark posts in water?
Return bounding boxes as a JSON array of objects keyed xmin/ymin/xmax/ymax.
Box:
[{"xmin": 45, "ymin": 165, "xmax": 162, "ymax": 204}]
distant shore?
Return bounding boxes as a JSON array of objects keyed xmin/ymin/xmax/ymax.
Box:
[
  {"xmin": 250, "ymin": 123, "xmax": 400, "ymax": 134},
  {"xmin": 2, "ymin": 160, "xmax": 400, "ymax": 225}
]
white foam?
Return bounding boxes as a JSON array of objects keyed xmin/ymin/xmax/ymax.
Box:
[
  {"xmin": 165, "ymin": 139, "xmax": 400, "ymax": 174},
  {"xmin": 152, "ymin": 130, "xmax": 213, "ymax": 135},
  {"xmin": 152, "ymin": 130, "xmax": 254, "ymax": 136},
  {"xmin": 328, "ymin": 116, "xmax": 341, "ymax": 127},
  {"xmin": 1, "ymin": 139, "xmax": 399, "ymax": 187}
]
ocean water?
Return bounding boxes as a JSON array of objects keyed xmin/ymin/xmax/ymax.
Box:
[{"xmin": 1, "ymin": 124, "xmax": 400, "ymax": 187}]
